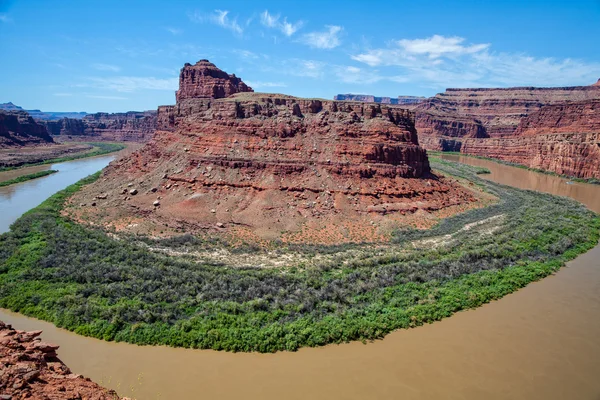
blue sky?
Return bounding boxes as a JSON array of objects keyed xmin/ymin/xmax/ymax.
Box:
[{"xmin": 1, "ymin": 0, "xmax": 600, "ymax": 113}]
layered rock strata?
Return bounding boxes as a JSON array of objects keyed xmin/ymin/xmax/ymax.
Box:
[
  {"xmin": 456, "ymin": 100, "xmax": 600, "ymax": 179},
  {"xmin": 0, "ymin": 321, "xmax": 122, "ymax": 399},
  {"xmin": 176, "ymin": 59, "xmax": 253, "ymax": 101},
  {"xmin": 41, "ymin": 111, "xmax": 157, "ymax": 142},
  {"xmin": 416, "ymin": 83, "xmax": 600, "ymax": 139},
  {"xmin": 74, "ymin": 61, "xmax": 474, "ymax": 243},
  {"xmin": 0, "ymin": 110, "xmax": 54, "ymax": 147}
]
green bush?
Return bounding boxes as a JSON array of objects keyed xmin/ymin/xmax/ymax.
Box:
[{"xmin": 0, "ymin": 160, "xmax": 598, "ymax": 352}]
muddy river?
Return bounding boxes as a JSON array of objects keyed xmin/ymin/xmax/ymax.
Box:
[{"xmin": 0, "ymin": 154, "xmax": 599, "ymax": 400}]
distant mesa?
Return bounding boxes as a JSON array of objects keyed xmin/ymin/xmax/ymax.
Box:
[{"xmin": 334, "ymin": 94, "xmax": 426, "ymax": 105}]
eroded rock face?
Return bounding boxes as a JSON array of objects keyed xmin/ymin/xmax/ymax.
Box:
[
  {"xmin": 456, "ymin": 100, "xmax": 600, "ymax": 179},
  {"xmin": 40, "ymin": 112, "xmax": 157, "ymax": 142},
  {"xmin": 0, "ymin": 321, "xmax": 122, "ymax": 399},
  {"xmin": 415, "ymin": 82, "xmax": 600, "ymax": 139},
  {"xmin": 0, "ymin": 110, "xmax": 54, "ymax": 147},
  {"xmin": 514, "ymin": 100, "xmax": 600, "ymax": 135},
  {"xmin": 74, "ymin": 61, "xmax": 473, "ymax": 243},
  {"xmin": 460, "ymin": 132, "xmax": 600, "ymax": 180},
  {"xmin": 175, "ymin": 59, "xmax": 253, "ymax": 101},
  {"xmin": 81, "ymin": 111, "xmax": 157, "ymax": 142}
]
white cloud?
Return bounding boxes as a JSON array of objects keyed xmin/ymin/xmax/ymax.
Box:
[
  {"xmin": 351, "ymin": 34, "xmax": 600, "ymax": 88},
  {"xmin": 81, "ymin": 76, "xmax": 178, "ymax": 92},
  {"xmin": 398, "ymin": 35, "xmax": 489, "ymax": 59},
  {"xmin": 260, "ymin": 10, "xmax": 303, "ymax": 37},
  {"xmin": 333, "ymin": 66, "xmax": 382, "ymax": 84},
  {"xmin": 165, "ymin": 27, "xmax": 183, "ymax": 35},
  {"xmin": 245, "ymin": 81, "xmax": 287, "ymax": 89},
  {"xmin": 300, "ymin": 25, "xmax": 342, "ymax": 49},
  {"xmin": 0, "ymin": 14, "xmax": 11, "ymax": 23},
  {"xmin": 53, "ymin": 93, "xmax": 73, "ymax": 97},
  {"xmin": 189, "ymin": 10, "xmax": 243, "ymax": 35},
  {"xmin": 91, "ymin": 63, "xmax": 121, "ymax": 72}
]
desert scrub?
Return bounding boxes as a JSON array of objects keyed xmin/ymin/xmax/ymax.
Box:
[
  {"xmin": 0, "ymin": 170, "xmax": 57, "ymax": 187},
  {"xmin": 0, "ymin": 160, "xmax": 598, "ymax": 352}
]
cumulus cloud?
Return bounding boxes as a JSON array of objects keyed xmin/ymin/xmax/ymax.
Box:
[
  {"xmin": 352, "ymin": 34, "xmax": 600, "ymax": 88},
  {"xmin": 260, "ymin": 10, "xmax": 303, "ymax": 36},
  {"xmin": 300, "ymin": 25, "xmax": 342, "ymax": 49},
  {"xmin": 189, "ymin": 10, "xmax": 243, "ymax": 35}
]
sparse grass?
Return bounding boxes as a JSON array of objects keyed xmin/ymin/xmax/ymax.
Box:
[
  {"xmin": 0, "ymin": 160, "xmax": 598, "ymax": 352},
  {"xmin": 0, "ymin": 170, "xmax": 58, "ymax": 187},
  {"xmin": 0, "ymin": 142, "xmax": 125, "ymax": 172}
]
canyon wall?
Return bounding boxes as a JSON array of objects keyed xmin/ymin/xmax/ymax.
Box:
[
  {"xmin": 416, "ymin": 82, "xmax": 600, "ymax": 179},
  {"xmin": 0, "ymin": 110, "xmax": 54, "ymax": 147},
  {"xmin": 416, "ymin": 84, "xmax": 600, "ymax": 138},
  {"xmin": 42, "ymin": 111, "xmax": 157, "ymax": 142}
]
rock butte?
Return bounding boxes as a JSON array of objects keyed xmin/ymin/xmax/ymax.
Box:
[
  {"xmin": 73, "ymin": 60, "xmax": 474, "ymax": 243},
  {"xmin": 0, "ymin": 321, "xmax": 123, "ymax": 399}
]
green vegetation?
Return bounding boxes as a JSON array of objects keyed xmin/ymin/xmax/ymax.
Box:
[
  {"xmin": 0, "ymin": 142, "xmax": 125, "ymax": 172},
  {"xmin": 0, "ymin": 170, "xmax": 58, "ymax": 187},
  {"xmin": 0, "ymin": 160, "xmax": 598, "ymax": 352},
  {"xmin": 429, "ymin": 150, "xmax": 600, "ymax": 185}
]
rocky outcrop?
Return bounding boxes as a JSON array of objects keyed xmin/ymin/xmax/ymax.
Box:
[
  {"xmin": 175, "ymin": 59, "xmax": 253, "ymax": 101},
  {"xmin": 0, "ymin": 110, "xmax": 54, "ymax": 148},
  {"xmin": 454, "ymin": 100, "xmax": 600, "ymax": 179},
  {"xmin": 334, "ymin": 94, "xmax": 426, "ymax": 105},
  {"xmin": 39, "ymin": 112, "xmax": 156, "ymax": 142},
  {"xmin": 41, "ymin": 117, "xmax": 87, "ymax": 136},
  {"xmin": 79, "ymin": 111, "xmax": 157, "ymax": 142},
  {"xmin": 74, "ymin": 60, "xmax": 474, "ymax": 243},
  {"xmin": 460, "ymin": 132, "xmax": 600, "ymax": 180},
  {"xmin": 415, "ymin": 82, "xmax": 600, "ymax": 139},
  {"xmin": 514, "ymin": 100, "xmax": 600, "ymax": 136},
  {"xmin": 0, "ymin": 321, "xmax": 122, "ymax": 399}
]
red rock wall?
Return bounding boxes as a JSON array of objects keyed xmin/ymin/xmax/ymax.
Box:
[
  {"xmin": 460, "ymin": 132, "xmax": 600, "ymax": 180},
  {"xmin": 175, "ymin": 59, "xmax": 253, "ymax": 102},
  {"xmin": 515, "ymin": 100, "xmax": 600, "ymax": 136},
  {"xmin": 80, "ymin": 111, "xmax": 157, "ymax": 142},
  {"xmin": 415, "ymin": 83, "xmax": 600, "ymax": 139},
  {"xmin": 0, "ymin": 110, "xmax": 54, "ymax": 147}
]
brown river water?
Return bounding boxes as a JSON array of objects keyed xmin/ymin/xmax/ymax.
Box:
[{"xmin": 1, "ymin": 154, "xmax": 600, "ymax": 400}]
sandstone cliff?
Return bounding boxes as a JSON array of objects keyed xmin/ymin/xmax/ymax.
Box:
[
  {"xmin": 514, "ymin": 99, "xmax": 600, "ymax": 136},
  {"xmin": 0, "ymin": 110, "xmax": 54, "ymax": 148},
  {"xmin": 41, "ymin": 111, "xmax": 157, "ymax": 142},
  {"xmin": 176, "ymin": 59, "xmax": 253, "ymax": 101},
  {"xmin": 73, "ymin": 60, "xmax": 474, "ymax": 244},
  {"xmin": 415, "ymin": 82, "xmax": 600, "ymax": 139},
  {"xmin": 0, "ymin": 321, "xmax": 122, "ymax": 399}
]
